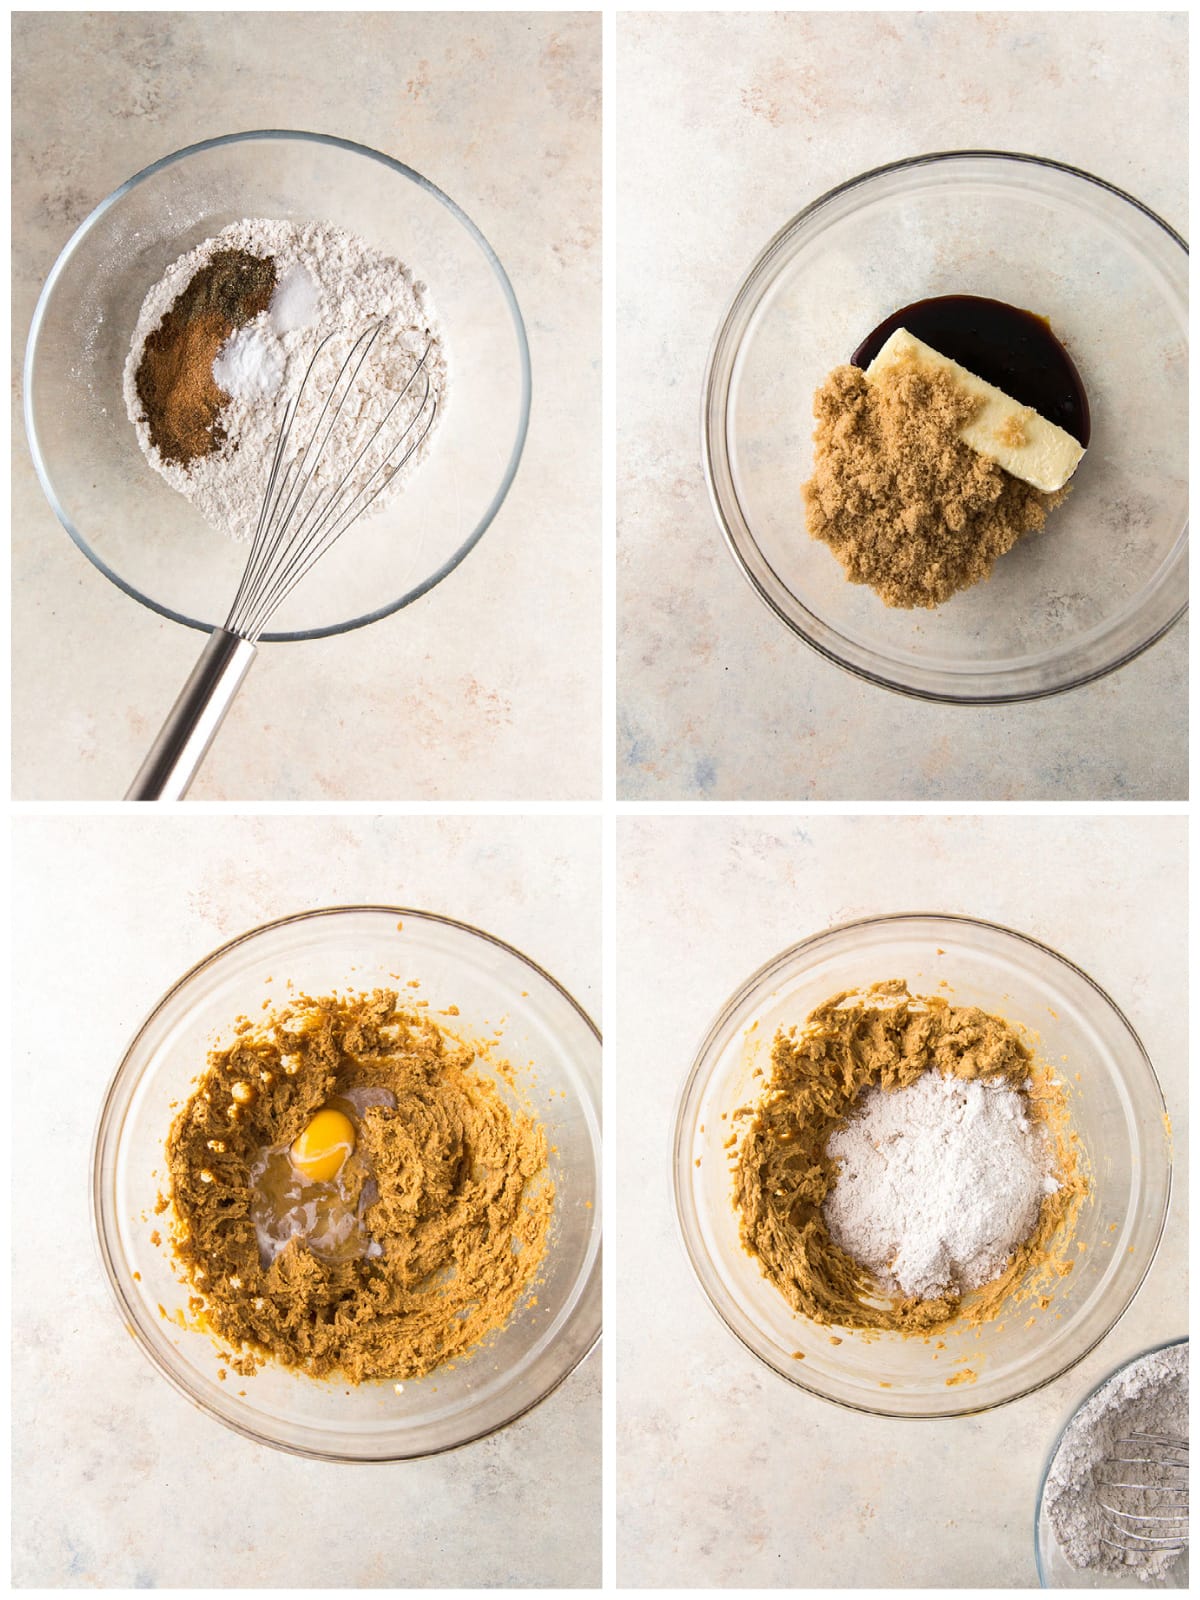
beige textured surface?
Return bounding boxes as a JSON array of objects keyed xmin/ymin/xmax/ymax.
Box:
[
  {"xmin": 617, "ymin": 11, "xmax": 1188, "ymax": 800},
  {"xmin": 12, "ymin": 814, "xmax": 600, "ymax": 1587},
  {"xmin": 13, "ymin": 12, "xmax": 599, "ymax": 800},
  {"xmin": 617, "ymin": 814, "xmax": 1188, "ymax": 1587}
]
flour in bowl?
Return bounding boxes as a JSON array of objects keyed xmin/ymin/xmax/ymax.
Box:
[
  {"xmin": 123, "ymin": 218, "xmax": 447, "ymax": 540},
  {"xmin": 1043, "ymin": 1342, "xmax": 1187, "ymax": 1581},
  {"xmin": 823, "ymin": 1069, "xmax": 1061, "ymax": 1300}
]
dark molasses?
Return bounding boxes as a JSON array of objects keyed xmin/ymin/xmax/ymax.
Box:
[{"xmin": 851, "ymin": 294, "xmax": 1090, "ymax": 447}]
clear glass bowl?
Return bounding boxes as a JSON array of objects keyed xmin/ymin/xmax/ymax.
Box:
[
  {"xmin": 92, "ymin": 907, "xmax": 600, "ymax": 1461},
  {"xmin": 673, "ymin": 913, "xmax": 1171, "ymax": 1418},
  {"xmin": 25, "ymin": 130, "xmax": 531, "ymax": 640},
  {"xmin": 1035, "ymin": 1337, "xmax": 1189, "ymax": 1587},
  {"xmin": 703, "ymin": 151, "xmax": 1188, "ymax": 702}
]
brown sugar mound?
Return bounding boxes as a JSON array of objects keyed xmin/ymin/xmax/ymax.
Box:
[
  {"xmin": 164, "ymin": 989, "xmax": 554, "ymax": 1384},
  {"xmin": 801, "ymin": 361, "xmax": 1066, "ymax": 609},
  {"xmin": 134, "ymin": 249, "xmax": 277, "ymax": 465}
]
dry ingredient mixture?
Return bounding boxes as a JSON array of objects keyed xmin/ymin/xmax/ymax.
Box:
[
  {"xmin": 732, "ymin": 982, "xmax": 1084, "ymax": 1334},
  {"xmin": 124, "ymin": 219, "xmax": 447, "ymax": 541},
  {"xmin": 163, "ymin": 989, "xmax": 553, "ymax": 1383},
  {"xmin": 1044, "ymin": 1342, "xmax": 1188, "ymax": 1581},
  {"xmin": 802, "ymin": 360, "xmax": 1066, "ymax": 609}
]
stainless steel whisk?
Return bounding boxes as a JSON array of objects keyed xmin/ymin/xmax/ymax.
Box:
[
  {"xmin": 1096, "ymin": 1432, "xmax": 1189, "ymax": 1561},
  {"xmin": 127, "ymin": 325, "xmax": 436, "ymax": 800}
]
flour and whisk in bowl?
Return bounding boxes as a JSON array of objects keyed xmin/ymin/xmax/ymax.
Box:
[
  {"xmin": 123, "ymin": 217, "xmax": 447, "ymax": 540},
  {"xmin": 1042, "ymin": 1341, "xmax": 1188, "ymax": 1582},
  {"xmin": 27, "ymin": 131, "xmax": 534, "ymax": 807},
  {"xmin": 119, "ymin": 218, "xmax": 450, "ymax": 799}
]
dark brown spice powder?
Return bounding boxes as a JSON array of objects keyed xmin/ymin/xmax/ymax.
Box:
[{"xmin": 134, "ymin": 249, "xmax": 277, "ymax": 466}]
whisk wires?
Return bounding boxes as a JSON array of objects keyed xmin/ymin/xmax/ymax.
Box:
[
  {"xmin": 1096, "ymin": 1432, "xmax": 1189, "ymax": 1555},
  {"xmin": 224, "ymin": 323, "xmax": 437, "ymax": 642}
]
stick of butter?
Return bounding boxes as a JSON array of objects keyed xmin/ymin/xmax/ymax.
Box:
[{"xmin": 864, "ymin": 327, "xmax": 1085, "ymax": 493}]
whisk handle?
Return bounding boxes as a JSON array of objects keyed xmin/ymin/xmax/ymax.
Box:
[{"xmin": 125, "ymin": 628, "xmax": 258, "ymax": 801}]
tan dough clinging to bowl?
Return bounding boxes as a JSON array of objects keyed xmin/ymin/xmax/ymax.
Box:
[{"xmin": 163, "ymin": 988, "xmax": 554, "ymax": 1383}]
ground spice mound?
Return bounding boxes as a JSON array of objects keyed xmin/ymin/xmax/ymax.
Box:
[
  {"xmin": 731, "ymin": 981, "xmax": 1084, "ymax": 1335},
  {"xmin": 165, "ymin": 989, "xmax": 553, "ymax": 1383},
  {"xmin": 801, "ymin": 361, "xmax": 1067, "ymax": 609},
  {"xmin": 134, "ymin": 249, "xmax": 277, "ymax": 465}
]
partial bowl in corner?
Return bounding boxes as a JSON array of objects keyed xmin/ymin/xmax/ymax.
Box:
[
  {"xmin": 92, "ymin": 906, "xmax": 601, "ymax": 1461},
  {"xmin": 1035, "ymin": 1336, "xmax": 1189, "ymax": 1588},
  {"xmin": 703, "ymin": 151, "xmax": 1188, "ymax": 703}
]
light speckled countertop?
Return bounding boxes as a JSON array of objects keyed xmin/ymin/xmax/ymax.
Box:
[
  {"xmin": 13, "ymin": 12, "xmax": 599, "ymax": 800},
  {"xmin": 12, "ymin": 815, "xmax": 600, "ymax": 1587},
  {"xmin": 617, "ymin": 12, "xmax": 1188, "ymax": 800},
  {"xmin": 617, "ymin": 815, "xmax": 1187, "ymax": 1587}
]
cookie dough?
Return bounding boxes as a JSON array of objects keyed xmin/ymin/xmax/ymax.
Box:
[
  {"xmin": 731, "ymin": 982, "xmax": 1083, "ymax": 1334},
  {"xmin": 164, "ymin": 989, "xmax": 553, "ymax": 1383}
]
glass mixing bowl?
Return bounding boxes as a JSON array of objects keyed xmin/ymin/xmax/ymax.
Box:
[
  {"xmin": 25, "ymin": 130, "xmax": 530, "ymax": 639},
  {"xmin": 673, "ymin": 913, "xmax": 1171, "ymax": 1418},
  {"xmin": 703, "ymin": 151, "xmax": 1188, "ymax": 702},
  {"xmin": 92, "ymin": 907, "xmax": 600, "ymax": 1461},
  {"xmin": 1035, "ymin": 1337, "xmax": 1189, "ymax": 1588}
]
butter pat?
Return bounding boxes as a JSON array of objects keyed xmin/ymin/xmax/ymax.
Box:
[{"xmin": 864, "ymin": 327, "xmax": 1085, "ymax": 492}]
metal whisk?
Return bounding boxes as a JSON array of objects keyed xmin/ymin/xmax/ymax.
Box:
[
  {"xmin": 1096, "ymin": 1432, "xmax": 1189, "ymax": 1560},
  {"xmin": 127, "ymin": 324, "xmax": 436, "ymax": 800}
]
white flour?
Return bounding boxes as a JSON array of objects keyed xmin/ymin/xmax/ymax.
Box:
[
  {"xmin": 823, "ymin": 1069, "xmax": 1059, "ymax": 1299},
  {"xmin": 123, "ymin": 219, "xmax": 447, "ymax": 540},
  {"xmin": 1044, "ymin": 1342, "xmax": 1188, "ymax": 1580}
]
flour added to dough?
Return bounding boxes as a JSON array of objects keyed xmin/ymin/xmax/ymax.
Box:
[
  {"xmin": 731, "ymin": 981, "xmax": 1085, "ymax": 1334},
  {"xmin": 824, "ymin": 1071, "xmax": 1060, "ymax": 1300}
]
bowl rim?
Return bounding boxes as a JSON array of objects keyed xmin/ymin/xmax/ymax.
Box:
[
  {"xmin": 91, "ymin": 903, "xmax": 601, "ymax": 1462},
  {"xmin": 701, "ymin": 147, "xmax": 1189, "ymax": 705},
  {"xmin": 671, "ymin": 909, "xmax": 1173, "ymax": 1420},
  {"xmin": 24, "ymin": 127, "xmax": 533, "ymax": 642},
  {"xmin": 1033, "ymin": 1334, "xmax": 1189, "ymax": 1586}
]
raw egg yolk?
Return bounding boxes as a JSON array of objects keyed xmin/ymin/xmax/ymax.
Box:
[{"xmin": 290, "ymin": 1108, "xmax": 355, "ymax": 1183}]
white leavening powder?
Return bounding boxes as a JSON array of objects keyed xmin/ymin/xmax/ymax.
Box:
[
  {"xmin": 1043, "ymin": 1342, "xmax": 1188, "ymax": 1581},
  {"xmin": 823, "ymin": 1069, "xmax": 1059, "ymax": 1300},
  {"xmin": 211, "ymin": 323, "xmax": 285, "ymax": 402},
  {"xmin": 123, "ymin": 219, "xmax": 447, "ymax": 541}
]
